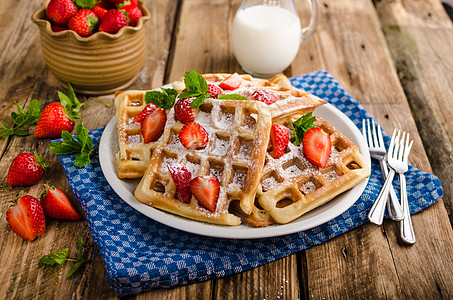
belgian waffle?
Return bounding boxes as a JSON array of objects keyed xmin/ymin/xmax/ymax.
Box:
[
  {"xmin": 172, "ymin": 73, "xmax": 326, "ymax": 123},
  {"xmin": 255, "ymin": 116, "xmax": 371, "ymax": 225},
  {"xmin": 134, "ymin": 98, "xmax": 272, "ymax": 226},
  {"xmin": 114, "ymin": 90, "xmax": 160, "ymax": 178}
]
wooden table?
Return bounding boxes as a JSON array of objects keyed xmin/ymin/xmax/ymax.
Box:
[{"xmin": 1, "ymin": 0, "xmax": 453, "ymax": 298}]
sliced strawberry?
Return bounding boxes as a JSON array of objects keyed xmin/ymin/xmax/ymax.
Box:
[
  {"xmin": 270, "ymin": 124, "xmax": 289, "ymax": 159},
  {"xmin": 167, "ymin": 163, "xmax": 192, "ymax": 203},
  {"xmin": 179, "ymin": 122, "xmax": 208, "ymax": 150},
  {"xmin": 133, "ymin": 103, "xmax": 157, "ymax": 124},
  {"xmin": 40, "ymin": 186, "xmax": 82, "ymax": 220},
  {"xmin": 302, "ymin": 127, "xmax": 331, "ymax": 168},
  {"xmin": 219, "ymin": 73, "xmax": 242, "ymax": 90},
  {"xmin": 7, "ymin": 152, "xmax": 49, "ymax": 187},
  {"xmin": 6, "ymin": 195, "xmax": 46, "ymax": 241},
  {"xmin": 141, "ymin": 108, "xmax": 166, "ymax": 143},
  {"xmin": 174, "ymin": 98, "xmax": 196, "ymax": 124},
  {"xmin": 190, "ymin": 176, "xmax": 220, "ymax": 212},
  {"xmin": 251, "ymin": 90, "xmax": 278, "ymax": 105},
  {"xmin": 207, "ymin": 84, "xmax": 224, "ymax": 98}
]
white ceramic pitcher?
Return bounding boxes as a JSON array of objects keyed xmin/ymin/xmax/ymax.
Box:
[{"xmin": 231, "ymin": 0, "xmax": 320, "ymax": 77}]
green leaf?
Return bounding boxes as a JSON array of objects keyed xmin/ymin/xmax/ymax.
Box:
[
  {"xmin": 13, "ymin": 129, "xmax": 30, "ymax": 136},
  {"xmin": 291, "ymin": 112, "xmax": 316, "ymax": 145},
  {"xmin": 144, "ymin": 88, "xmax": 178, "ymax": 110},
  {"xmin": 73, "ymin": 0, "xmax": 99, "ymax": 9},
  {"xmin": 0, "ymin": 128, "xmax": 14, "ymax": 138},
  {"xmin": 27, "ymin": 99, "xmax": 42, "ymax": 124},
  {"xmin": 59, "ymin": 83, "xmax": 84, "ymax": 121},
  {"xmin": 190, "ymin": 93, "xmax": 209, "ymax": 109},
  {"xmin": 66, "ymin": 258, "xmax": 88, "ymax": 279},
  {"xmin": 40, "ymin": 248, "xmax": 69, "ymax": 266},
  {"xmin": 74, "ymin": 152, "xmax": 91, "ymax": 168},
  {"xmin": 218, "ymin": 94, "xmax": 248, "ymax": 100},
  {"xmin": 76, "ymin": 236, "xmax": 84, "ymax": 260}
]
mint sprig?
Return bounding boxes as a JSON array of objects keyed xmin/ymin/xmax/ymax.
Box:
[
  {"xmin": 218, "ymin": 94, "xmax": 248, "ymax": 100},
  {"xmin": 59, "ymin": 83, "xmax": 84, "ymax": 121},
  {"xmin": 40, "ymin": 237, "xmax": 90, "ymax": 279},
  {"xmin": 178, "ymin": 69, "xmax": 210, "ymax": 109},
  {"xmin": 0, "ymin": 99, "xmax": 42, "ymax": 138},
  {"xmin": 49, "ymin": 123, "xmax": 93, "ymax": 167},
  {"xmin": 144, "ymin": 88, "xmax": 178, "ymax": 110},
  {"xmin": 291, "ymin": 112, "xmax": 316, "ymax": 145}
]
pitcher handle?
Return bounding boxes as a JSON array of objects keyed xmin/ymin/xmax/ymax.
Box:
[{"xmin": 301, "ymin": 0, "xmax": 320, "ymax": 41}]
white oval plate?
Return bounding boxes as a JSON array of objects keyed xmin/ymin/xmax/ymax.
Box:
[{"xmin": 99, "ymin": 103, "xmax": 370, "ymax": 239}]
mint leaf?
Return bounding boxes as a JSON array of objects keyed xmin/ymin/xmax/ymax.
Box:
[
  {"xmin": 13, "ymin": 129, "xmax": 30, "ymax": 136},
  {"xmin": 27, "ymin": 99, "xmax": 42, "ymax": 123},
  {"xmin": 189, "ymin": 93, "xmax": 209, "ymax": 109},
  {"xmin": 291, "ymin": 112, "xmax": 316, "ymax": 145},
  {"xmin": 40, "ymin": 248, "xmax": 70, "ymax": 266},
  {"xmin": 59, "ymin": 83, "xmax": 84, "ymax": 121},
  {"xmin": 66, "ymin": 258, "xmax": 88, "ymax": 279},
  {"xmin": 144, "ymin": 88, "xmax": 178, "ymax": 110},
  {"xmin": 50, "ymin": 123, "xmax": 93, "ymax": 167},
  {"xmin": 0, "ymin": 99, "xmax": 42, "ymax": 138},
  {"xmin": 218, "ymin": 94, "xmax": 248, "ymax": 100}
]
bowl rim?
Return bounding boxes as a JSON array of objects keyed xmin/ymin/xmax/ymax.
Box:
[{"xmin": 31, "ymin": 0, "xmax": 151, "ymax": 42}]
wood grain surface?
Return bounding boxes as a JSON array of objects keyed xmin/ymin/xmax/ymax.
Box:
[{"xmin": 0, "ymin": 0, "xmax": 452, "ymax": 299}]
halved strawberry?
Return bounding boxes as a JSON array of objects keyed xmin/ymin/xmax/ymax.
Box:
[
  {"xmin": 179, "ymin": 122, "xmax": 208, "ymax": 150},
  {"xmin": 141, "ymin": 108, "xmax": 166, "ymax": 143},
  {"xmin": 219, "ymin": 73, "xmax": 242, "ymax": 90},
  {"xmin": 6, "ymin": 195, "xmax": 46, "ymax": 241},
  {"xmin": 251, "ymin": 90, "xmax": 277, "ymax": 105},
  {"xmin": 190, "ymin": 176, "xmax": 220, "ymax": 212},
  {"xmin": 167, "ymin": 163, "xmax": 192, "ymax": 203},
  {"xmin": 40, "ymin": 186, "xmax": 82, "ymax": 220},
  {"xmin": 174, "ymin": 98, "xmax": 195, "ymax": 123},
  {"xmin": 133, "ymin": 103, "xmax": 157, "ymax": 124},
  {"xmin": 302, "ymin": 127, "xmax": 331, "ymax": 168},
  {"xmin": 270, "ymin": 124, "xmax": 289, "ymax": 159},
  {"xmin": 207, "ymin": 84, "xmax": 224, "ymax": 98}
]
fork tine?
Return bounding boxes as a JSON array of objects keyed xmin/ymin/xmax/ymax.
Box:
[
  {"xmin": 404, "ymin": 136, "xmax": 413, "ymax": 162},
  {"xmin": 371, "ymin": 120, "xmax": 379, "ymax": 148},
  {"xmin": 377, "ymin": 122, "xmax": 385, "ymax": 148},
  {"xmin": 398, "ymin": 131, "xmax": 406, "ymax": 161},
  {"xmin": 388, "ymin": 129, "xmax": 398, "ymax": 158},
  {"xmin": 362, "ymin": 120, "xmax": 367, "ymax": 146},
  {"xmin": 366, "ymin": 119, "xmax": 373, "ymax": 148}
]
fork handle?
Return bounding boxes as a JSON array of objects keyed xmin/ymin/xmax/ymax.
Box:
[
  {"xmin": 379, "ymin": 160, "xmax": 404, "ymax": 221},
  {"xmin": 399, "ymin": 174, "xmax": 416, "ymax": 244},
  {"xmin": 368, "ymin": 169, "xmax": 395, "ymax": 225}
]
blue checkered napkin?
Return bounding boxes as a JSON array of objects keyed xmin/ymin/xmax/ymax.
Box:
[{"xmin": 58, "ymin": 70, "xmax": 443, "ymax": 296}]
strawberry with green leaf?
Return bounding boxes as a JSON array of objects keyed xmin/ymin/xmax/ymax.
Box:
[
  {"xmin": 7, "ymin": 152, "xmax": 49, "ymax": 187},
  {"xmin": 35, "ymin": 83, "xmax": 84, "ymax": 139},
  {"xmin": 0, "ymin": 99, "xmax": 41, "ymax": 138},
  {"xmin": 68, "ymin": 9, "xmax": 99, "ymax": 37},
  {"xmin": 49, "ymin": 123, "xmax": 93, "ymax": 167}
]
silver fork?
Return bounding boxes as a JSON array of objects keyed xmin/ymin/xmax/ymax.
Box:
[
  {"xmin": 363, "ymin": 120, "xmax": 404, "ymax": 224},
  {"xmin": 390, "ymin": 130, "xmax": 416, "ymax": 244}
]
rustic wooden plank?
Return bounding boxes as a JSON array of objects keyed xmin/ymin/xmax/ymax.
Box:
[
  {"xmin": 0, "ymin": 0, "xmax": 178, "ymax": 299},
  {"xmin": 374, "ymin": 0, "xmax": 453, "ymax": 227},
  {"xmin": 289, "ymin": 0, "xmax": 453, "ymax": 298}
]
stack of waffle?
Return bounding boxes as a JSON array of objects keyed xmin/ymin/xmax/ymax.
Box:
[{"xmin": 114, "ymin": 73, "xmax": 370, "ymax": 227}]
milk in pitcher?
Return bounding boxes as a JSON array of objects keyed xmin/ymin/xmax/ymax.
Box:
[{"xmin": 232, "ymin": 5, "xmax": 301, "ymax": 76}]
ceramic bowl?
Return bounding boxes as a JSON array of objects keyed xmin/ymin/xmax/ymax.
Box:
[{"xmin": 31, "ymin": 0, "xmax": 150, "ymax": 95}]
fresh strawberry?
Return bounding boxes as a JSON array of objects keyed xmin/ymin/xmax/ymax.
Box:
[
  {"xmin": 40, "ymin": 186, "xmax": 82, "ymax": 220},
  {"xmin": 302, "ymin": 127, "xmax": 331, "ymax": 168},
  {"xmin": 68, "ymin": 9, "xmax": 99, "ymax": 37},
  {"xmin": 270, "ymin": 124, "xmax": 289, "ymax": 159},
  {"xmin": 219, "ymin": 73, "xmax": 242, "ymax": 90},
  {"xmin": 174, "ymin": 98, "xmax": 195, "ymax": 123},
  {"xmin": 34, "ymin": 83, "xmax": 84, "ymax": 139},
  {"xmin": 190, "ymin": 176, "xmax": 220, "ymax": 212},
  {"xmin": 207, "ymin": 84, "xmax": 224, "ymax": 98},
  {"xmin": 92, "ymin": 5, "xmax": 108, "ymax": 20},
  {"xmin": 109, "ymin": 0, "xmax": 128, "ymax": 4},
  {"xmin": 6, "ymin": 195, "xmax": 46, "ymax": 241},
  {"xmin": 179, "ymin": 122, "xmax": 208, "ymax": 150},
  {"xmin": 118, "ymin": 4, "xmax": 142, "ymax": 26},
  {"xmin": 133, "ymin": 103, "xmax": 157, "ymax": 124},
  {"xmin": 51, "ymin": 25, "xmax": 68, "ymax": 32},
  {"xmin": 46, "ymin": 0, "xmax": 78, "ymax": 26},
  {"xmin": 98, "ymin": 9, "xmax": 128, "ymax": 34},
  {"xmin": 167, "ymin": 163, "xmax": 192, "ymax": 203},
  {"xmin": 251, "ymin": 90, "xmax": 278, "ymax": 105},
  {"xmin": 7, "ymin": 152, "xmax": 49, "ymax": 187},
  {"xmin": 141, "ymin": 108, "xmax": 166, "ymax": 143}
]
